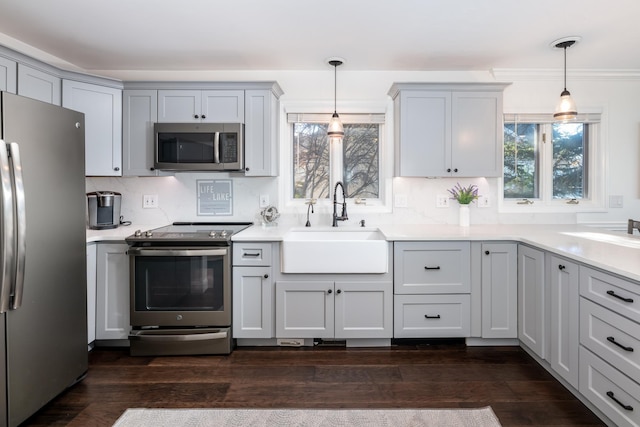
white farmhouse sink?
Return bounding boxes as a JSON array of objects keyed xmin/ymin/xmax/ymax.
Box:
[{"xmin": 281, "ymin": 227, "xmax": 388, "ymax": 274}]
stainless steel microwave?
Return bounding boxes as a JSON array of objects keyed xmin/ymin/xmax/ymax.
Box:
[{"xmin": 154, "ymin": 122, "xmax": 244, "ymax": 171}]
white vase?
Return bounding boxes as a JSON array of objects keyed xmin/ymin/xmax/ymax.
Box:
[{"xmin": 459, "ymin": 204, "xmax": 470, "ymax": 227}]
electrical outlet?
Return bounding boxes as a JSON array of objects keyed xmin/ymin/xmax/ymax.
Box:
[
  {"xmin": 394, "ymin": 194, "xmax": 408, "ymax": 207},
  {"xmin": 436, "ymin": 194, "xmax": 450, "ymax": 208},
  {"xmin": 143, "ymin": 194, "xmax": 158, "ymax": 208},
  {"xmin": 478, "ymin": 195, "xmax": 490, "ymax": 208},
  {"xmin": 259, "ymin": 194, "xmax": 270, "ymax": 208}
]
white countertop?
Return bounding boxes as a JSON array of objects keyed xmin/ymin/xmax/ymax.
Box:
[
  {"xmin": 233, "ymin": 223, "xmax": 640, "ymax": 283},
  {"xmin": 85, "ymin": 222, "xmax": 640, "ymax": 283}
]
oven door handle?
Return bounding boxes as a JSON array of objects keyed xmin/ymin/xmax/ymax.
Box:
[
  {"xmin": 127, "ymin": 248, "xmax": 228, "ymax": 257},
  {"xmin": 129, "ymin": 330, "xmax": 228, "ymax": 342}
]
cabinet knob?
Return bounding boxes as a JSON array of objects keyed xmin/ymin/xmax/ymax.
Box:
[
  {"xmin": 114, "ymin": 167, "xmax": 120, "ymax": 171},
  {"xmin": 194, "ymin": 114, "xmax": 199, "ymax": 119},
  {"xmin": 454, "ymin": 168, "xmax": 458, "ymax": 173},
  {"xmin": 263, "ymin": 274, "xmax": 269, "ymax": 279},
  {"xmin": 558, "ymin": 265, "xmax": 565, "ymax": 270},
  {"xmin": 245, "ymin": 167, "xmax": 250, "ymax": 172},
  {"xmin": 201, "ymin": 114, "xmax": 206, "ymax": 119},
  {"xmin": 447, "ymin": 168, "xmax": 451, "ymax": 173},
  {"xmin": 327, "ymin": 289, "xmax": 332, "ymax": 294},
  {"xmin": 485, "ymin": 250, "xmax": 490, "ymax": 255},
  {"xmin": 336, "ymin": 289, "xmax": 342, "ymax": 294}
]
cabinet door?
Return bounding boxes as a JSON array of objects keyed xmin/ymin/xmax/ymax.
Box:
[
  {"xmin": 518, "ymin": 245, "xmax": 546, "ymax": 358},
  {"xmin": 201, "ymin": 90, "xmax": 244, "ymax": 122},
  {"xmin": 95, "ymin": 243, "xmax": 130, "ymax": 340},
  {"xmin": 334, "ymin": 281, "xmax": 392, "ymax": 339},
  {"xmin": 123, "ymin": 89, "xmax": 158, "ymax": 176},
  {"xmin": 86, "ymin": 243, "xmax": 97, "ymax": 345},
  {"xmin": 0, "ymin": 56, "xmax": 17, "ymax": 93},
  {"xmin": 396, "ymin": 91, "xmax": 450, "ymax": 176},
  {"xmin": 549, "ymin": 255, "xmax": 579, "ymax": 388},
  {"xmin": 233, "ymin": 266, "xmax": 273, "ymax": 339},
  {"xmin": 244, "ymin": 89, "xmax": 277, "ymax": 176},
  {"xmin": 62, "ymin": 80, "xmax": 122, "ymax": 176},
  {"xmin": 394, "ymin": 241, "xmax": 470, "ymax": 294},
  {"xmin": 276, "ymin": 281, "xmax": 334, "ymax": 339},
  {"xmin": 481, "ymin": 243, "xmax": 517, "ymax": 338},
  {"xmin": 157, "ymin": 90, "xmax": 201, "ymax": 122},
  {"xmin": 17, "ymin": 64, "xmax": 61, "ymax": 105},
  {"xmin": 451, "ymin": 91, "xmax": 502, "ymax": 177}
]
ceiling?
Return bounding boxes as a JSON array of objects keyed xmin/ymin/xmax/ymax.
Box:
[{"xmin": 0, "ymin": 0, "xmax": 638, "ymax": 78}]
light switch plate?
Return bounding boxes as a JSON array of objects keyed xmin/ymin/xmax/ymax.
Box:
[{"xmin": 143, "ymin": 194, "xmax": 158, "ymax": 208}]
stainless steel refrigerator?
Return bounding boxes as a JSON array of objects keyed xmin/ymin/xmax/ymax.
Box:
[{"xmin": 0, "ymin": 92, "xmax": 88, "ymax": 427}]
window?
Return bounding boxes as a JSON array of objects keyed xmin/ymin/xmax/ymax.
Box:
[
  {"xmin": 502, "ymin": 113, "xmax": 603, "ymax": 211},
  {"xmin": 289, "ymin": 113, "xmax": 383, "ymax": 202}
]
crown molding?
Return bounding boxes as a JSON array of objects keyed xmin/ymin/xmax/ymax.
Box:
[{"xmin": 491, "ymin": 68, "xmax": 640, "ymax": 81}]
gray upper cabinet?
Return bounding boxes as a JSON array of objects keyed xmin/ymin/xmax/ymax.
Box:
[
  {"xmin": 122, "ymin": 90, "xmax": 158, "ymax": 176},
  {"xmin": 0, "ymin": 56, "xmax": 17, "ymax": 93},
  {"xmin": 17, "ymin": 63, "xmax": 61, "ymax": 105},
  {"xmin": 388, "ymin": 83, "xmax": 508, "ymax": 178},
  {"xmin": 63, "ymin": 79, "xmax": 123, "ymax": 176},
  {"xmin": 158, "ymin": 90, "xmax": 244, "ymax": 123},
  {"xmin": 244, "ymin": 89, "xmax": 279, "ymax": 176}
]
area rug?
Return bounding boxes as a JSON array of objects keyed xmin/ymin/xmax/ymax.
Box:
[{"xmin": 113, "ymin": 407, "xmax": 502, "ymax": 426}]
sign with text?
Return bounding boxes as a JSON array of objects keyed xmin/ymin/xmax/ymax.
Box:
[{"xmin": 197, "ymin": 179, "xmax": 233, "ymax": 216}]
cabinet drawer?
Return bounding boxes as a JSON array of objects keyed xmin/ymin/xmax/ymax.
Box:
[
  {"xmin": 580, "ymin": 297, "xmax": 640, "ymax": 384},
  {"xmin": 394, "ymin": 242, "xmax": 470, "ymax": 294},
  {"xmin": 394, "ymin": 294, "xmax": 470, "ymax": 338},
  {"xmin": 580, "ymin": 266, "xmax": 640, "ymax": 324},
  {"xmin": 580, "ymin": 347, "xmax": 640, "ymax": 427},
  {"xmin": 233, "ymin": 242, "xmax": 272, "ymax": 266}
]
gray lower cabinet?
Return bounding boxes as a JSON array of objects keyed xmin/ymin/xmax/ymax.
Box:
[
  {"xmin": 480, "ymin": 242, "xmax": 517, "ymax": 338},
  {"xmin": 86, "ymin": 243, "xmax": 97, "ymax": 345},
  {"xmin": 122, "ymin": 89, "xmax": 158, "ymax": 176},
  {"xmin": 518, "ymin": 244, "xmax": 546, "ymax": 358},
  {"xmin": 275, "ymin": 280, "xmax": 392, "ymax": 339},
  {"xmin": 17, "ymin": 63, "xmax": 61, "ymax": 105},
  {"xmin": 232, "ymin": 242, "xmax": 274, "ymax": 339},
  {"xmin": 62, "ymin": 79, "xmax": 123, "ymax": 176},
  {"xmin": 579, "ymin": 266, "xmax": 640, "ymax": 427},
  {"xmin": 393, "ymin": 241, "xmax": 471, "ymax": 338},
  {"xmin": 0, "ymin": 56, "xmax": 16, "ymax": 93},
  {"xmin": 548, "ymin": 255, "xmax": 580, "ymax": 388},
  {"xmin": 95, "ymin": 243, "xmax": 130, "ymax": 341}
]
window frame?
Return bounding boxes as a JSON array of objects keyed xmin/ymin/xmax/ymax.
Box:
[
  {"xmin": 500, "ymin": 112, "xmax": 606, "ymax": 213},
  {"xmin": 280, "ymin": 101, "xmax": 393, "ymax": 214}
]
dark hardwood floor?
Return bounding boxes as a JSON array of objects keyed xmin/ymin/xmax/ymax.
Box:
[{"xmin": 21, "ymin": 341, "xmax": 605, "ymax": 426}]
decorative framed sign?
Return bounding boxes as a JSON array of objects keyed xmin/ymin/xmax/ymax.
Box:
[{"xmin": 196, "ymin": 179, "xmax": 233, "ymax": 216}]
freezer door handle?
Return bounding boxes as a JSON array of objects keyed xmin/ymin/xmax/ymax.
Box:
[
  {"xmin": 0, "ymin": 140, "xmax": 15, "ymax": 313},
  {"xmin": 9, "ymin": 142, "xmax": 26, "ymax": 310}
]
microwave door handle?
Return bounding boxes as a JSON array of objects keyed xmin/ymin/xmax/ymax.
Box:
[
  {"xmin": 214, "ymin": 132, "xmax": 220, "ymax": 164},
  {"xmin": 9, "ymin": 143, "xmax": 26, "ymax": 310},
  {"xmin": 0, "ymin": 141, "xmax": 15, "ymax": 313}
]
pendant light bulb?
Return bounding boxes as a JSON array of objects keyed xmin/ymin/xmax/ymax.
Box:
[
  {"xmin": 552, "ymin": 38, "xmax": 579, "ymax": 121},
  {"xmin": 327, "ymin": 58, "xmax": 344, "ymax": 138}
]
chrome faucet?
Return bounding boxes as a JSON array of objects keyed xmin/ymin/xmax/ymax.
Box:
[{"xmin": 332, "ymin": 181, "xmax": 349, "ymax": 227}]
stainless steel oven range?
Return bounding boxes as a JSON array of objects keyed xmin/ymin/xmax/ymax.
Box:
[{"xmin": 125, "ymin": 222, "xmax": 252, "ymax": 356}]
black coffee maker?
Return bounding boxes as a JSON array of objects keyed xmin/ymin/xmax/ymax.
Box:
[{"xmin": 87, "ymin": 191, "xmax": 121, "ymax": 229}]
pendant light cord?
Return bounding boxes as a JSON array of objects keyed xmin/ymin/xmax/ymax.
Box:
[
  {"xmin": 333, "ymin": 63, "xmax": 337, "ymax": 114},
  {"xmin": 563, "ymin": 46, "xmax": 567, "ymax": 91}
]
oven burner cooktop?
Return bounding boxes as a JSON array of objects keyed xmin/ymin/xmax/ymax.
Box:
[{"xmin": 125, "ymin": 222, "xmax": 253, "ymax": 245}]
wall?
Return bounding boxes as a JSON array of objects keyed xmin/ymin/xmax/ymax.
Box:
[{"xmin": 87, "ymin": 69, "xmax": 640, "ymax": 230}]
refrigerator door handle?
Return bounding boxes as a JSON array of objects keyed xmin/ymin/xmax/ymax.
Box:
[
  {"xmin": 0, "ymin": 140, "xmax": 16, "ymax": 313},
  {"xmin": 9, "ymin": 142, "xmax": 26, "ymax": 310}
]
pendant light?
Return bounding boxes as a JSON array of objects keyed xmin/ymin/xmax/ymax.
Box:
[
  {"xmin": 552, "ymin": 37, "xmax": 580, "ymax": 121},
  {"xmin": 327, "ymin": 58, "xmax": 344, "ymax": 138}
]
